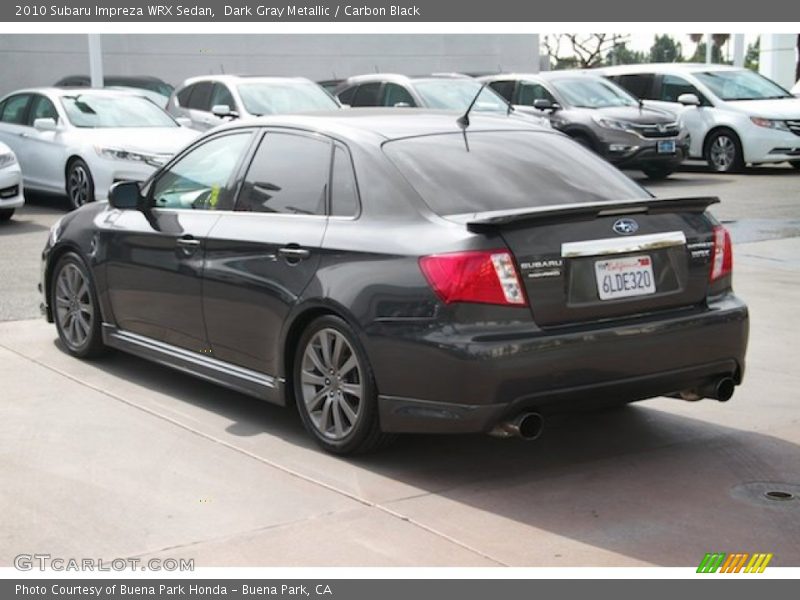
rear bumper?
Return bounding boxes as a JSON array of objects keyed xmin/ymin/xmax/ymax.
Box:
[{"xmin": 374, "ymin": 293, "xmax": 748, "ymax": 434}]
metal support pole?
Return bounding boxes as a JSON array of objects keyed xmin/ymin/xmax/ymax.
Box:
[
  {"xmin": 88, "ymin": 34, "xmax": 104, "ymax": 88},
  {"xmin": 705, "ymin": 33, "xmax": 713, "ymax": 64},
  {"xmin": 732, "ymin": 34, "xmax": 745, "ymax": 67}
]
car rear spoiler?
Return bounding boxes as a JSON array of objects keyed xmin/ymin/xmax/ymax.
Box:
[{"xmin": 455, "ymin": 197, "xmax": 720, "ymax": 232}]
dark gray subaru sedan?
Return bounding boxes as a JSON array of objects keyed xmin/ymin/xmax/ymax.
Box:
[{"xmin": 40, "ymin": 110, "xmax": 748, "ymax": 454}]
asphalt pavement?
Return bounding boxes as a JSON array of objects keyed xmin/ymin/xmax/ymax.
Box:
[{"xmin": 0, "ymin": 163, "xmax": 798, "ymax": 567}]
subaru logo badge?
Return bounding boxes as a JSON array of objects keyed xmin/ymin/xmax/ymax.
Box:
[{"xmin": 613, "ymin": 218, "xmax": 639, "ymax": 235}]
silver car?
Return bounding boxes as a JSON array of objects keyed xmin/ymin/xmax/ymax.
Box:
[{"xmin": 167, "ymin": 75, "xmax": 340, "ymax": 131}]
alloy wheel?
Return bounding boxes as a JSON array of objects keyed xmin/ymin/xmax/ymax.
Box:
[
  {"xmin": 68, "ymin": 164, "xmax": 91, "ymax": 207},
  {"xmin": 300, "ymin": 328, "xmax": 364, "ymax": 441},
  {"xmin": 54, "ymin": 263, "xmax": 94, "ymax": 349},
  {"xmin": 709, "ymin": 135, "xmax": 736, "ymax": 171}
]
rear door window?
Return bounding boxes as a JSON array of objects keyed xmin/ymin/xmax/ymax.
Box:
[
  {"xmin": 236, "ymin": 132, "xmax": 332, "ymax": 215},
  {"xmin": 488, "ymin": 80, "xmax": 515, "ymax": 102},
  {"xmin": 613, "ymin": 74, "xmax": 655, "ymax": 99},
  {"xmin": 351, "ymin": 83, "xmax": 382, "ymax": 107},
  {"xmin": 0, "ymin": 94, "xmax": 32, "ymax": 125},
  {"xmin": 337, "ymin": 86, "xmax": 356, "ymax": 105},
  {"xmin": 176, "ymin": 84, "xmax": 194, "ymax": 107},
  {"xmin": 187, "ymin": 81, "xmax": 213, "ymax": 110}
]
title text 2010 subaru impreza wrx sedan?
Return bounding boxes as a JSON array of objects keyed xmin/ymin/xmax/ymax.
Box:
[{"xmin": 40, "ymin": 111, "xmax": 749, "ymax": 454}]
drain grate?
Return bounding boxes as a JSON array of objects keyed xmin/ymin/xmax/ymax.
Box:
[
  {"xmin": 731, "ymin": 482, "xmax": 800, "ymax": 507},
  {"xmin": 764, "ymin": 490, "xmax": 795, "ymax": 501}
]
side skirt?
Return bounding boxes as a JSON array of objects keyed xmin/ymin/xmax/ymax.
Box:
[{"xmin": 102, "ymin": 325, "xmax": 284, "ymax": 405}]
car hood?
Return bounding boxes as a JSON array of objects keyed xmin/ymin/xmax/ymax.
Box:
[
  {"xmin": 71, "ymin": 127, "xmax": 199, "ymax": 155},
  {"xmin": 591, "ymin": 105, "xmax": 677, "ymax": 123},
  {"xmin": 725, "ymin": 97, "xmax": 800, "ymax": 118}
]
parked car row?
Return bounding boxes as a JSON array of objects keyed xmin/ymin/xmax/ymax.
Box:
[
  {"xmin": 2, "ymin": 63, "xmax": 797, "ymax": 224},
  {"xmin": 329, "ymin": 64, "xmax": 800, "ymax": 175},
  {"xmin": 0, "ymin": 88, "xmax": 197, "ymax": 212},
  {"xmin": 597, "ymin": 64, "xmax": 800, "ymax": 173}
]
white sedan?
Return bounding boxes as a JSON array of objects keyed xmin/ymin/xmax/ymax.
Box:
[
  {"xmin": 0, "ymin": 141, "xmax": 24, "ymax": 221},
  {"xmin": 0, "ymin": 88, "xmax": 198, "ymax": 209}
]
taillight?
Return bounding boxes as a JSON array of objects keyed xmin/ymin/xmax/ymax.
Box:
[
  {"xmin": 710, "ymin": 225, "xmax": 733, "ymax": 281},
  {"xmin": 419, "ymin": 250, "xmax": 526, "ymax": 306}
]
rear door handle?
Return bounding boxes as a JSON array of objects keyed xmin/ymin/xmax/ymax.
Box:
[
  {"xmin": 176, "ymin": 235, "xmax": 201, "ymax": 256},
  {"xmin": 278, "ymin": 246, "xmax": 311, "ymax": 261},
  {"xmin": 18, "ymin": 132, "xmax": 30, "ymax": 138}
]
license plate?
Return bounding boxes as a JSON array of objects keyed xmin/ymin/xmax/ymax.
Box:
[
  {"xmin": 595, "ymin": 255, "xmax": 656, "ymax": 300},
  {"xmin": 657, "ymin": 140, "xmax": 676, "ymax": 154}
]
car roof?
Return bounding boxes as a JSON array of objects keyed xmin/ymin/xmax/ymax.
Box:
[
  {"xmin": 595, "ymin": 63, "xmax": 744, "ymax": 75},
  {"xmin": 214, "ymin": 108, "xmax": 550, "ymax": 143},
  {"xmin": 179, "ymin": 75, "xmax": 316, "ymax": 87},
  {"xmin": 1, "ymin": 87, "xmax": 148, "ymax": 99},
  {"xmin": 341, "ymin": 73, "xmax": 474, "ymax": 86},
  {"xmin": 56, "ymin": 74, "xmax": 168, "ymax": 83},
  {"xmin": 480, "ymin": 71, "xmax": 605, "ymax": 82}
]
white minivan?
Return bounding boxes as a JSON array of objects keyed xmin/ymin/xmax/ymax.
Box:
[{"xmin": 598, "ymin": 64, "xmax": 800, "ymax": 172}]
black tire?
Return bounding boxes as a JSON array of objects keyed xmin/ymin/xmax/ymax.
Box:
[
  {"xmin": 51, "ymin": 252, "xmax": 106, "ymax": 358},
  {"xmin": 641, "ymin": 165, "xmax": 676, "ymax": 180},
  {"xmin": 0, "ymin": 208, "xmax": 14, "ymax": 221},
  {"xmin": 66, "ymin": 158, "xmax": 95, "ymax": 210},
  {"xmin": 790, "ymin": 161, "xmax": 800, "ymax": 171},
  {"xmin": 704, "ymin": 129, "xmax": 745, "ymax": 173},
  {"xmin": 293, "ymin": 315, "xmax": 394, "ymax": 455}
]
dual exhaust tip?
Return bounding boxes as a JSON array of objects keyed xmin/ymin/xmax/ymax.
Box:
[
  {"xmin": 679, "ymin": 376, "xmax": 736, "ymax": 403},
  {"xmin": 490, "ymin": 376, "xmax": 736, "ymax": 441},
  {"xmin": 489, "ymin": 412, "xmax": 544, "ymax": 441}
]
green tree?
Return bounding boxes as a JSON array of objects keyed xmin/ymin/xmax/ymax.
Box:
[
  {"xmin": 745, "ymin": 37, "xmax": 760, "ymax": 71},
  {"xmin": 689, "ymin": 34, "xmax": 731, "ymax": 64},
  {"xmin": 605, "ymin": 42, "xmax": 647, "ymax": 66},
  {"xmin": 649, "ymin": 35, "xmax": 683, "ymax": 63}
]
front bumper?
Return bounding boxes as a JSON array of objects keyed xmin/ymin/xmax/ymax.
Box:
[
  {"xmin": 372, "ymin": 294, "xmax": 748, "ymax": 434},
  {"xmin": 0, "ymin": 165, "xmax": 24, "ymax": 210},
  {"xmin": 740, "ymin": 124, "xmax": 800, "ymax": 164},
  {"xmin": 601, "ymin": 131, "xmax": 690, "ymax": 169},
  {"xmin": 90, "ymin": 156, "xmax": 159, "ymax": 201}
]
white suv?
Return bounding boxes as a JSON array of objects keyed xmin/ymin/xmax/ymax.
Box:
[{"xmin": 597, "ymin": 64, "xmax": 800, "ymax": 172}]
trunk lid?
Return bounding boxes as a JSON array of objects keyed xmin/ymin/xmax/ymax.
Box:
[{"xmin": 454, "ymin": 197, "xmax": 719, "ymax": 327}]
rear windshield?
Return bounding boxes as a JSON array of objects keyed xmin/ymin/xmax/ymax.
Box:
[{"xmin": 383, "ymin": 131, "xmax": 649, "ymax": 216}]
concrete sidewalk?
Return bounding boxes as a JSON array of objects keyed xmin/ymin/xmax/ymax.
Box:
[{"xmin": 1, "ymin": 237, "xmax": 799, "ymax": 567}]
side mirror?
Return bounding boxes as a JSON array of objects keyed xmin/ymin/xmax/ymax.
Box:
[
  {"xmin": 211, "ymin": 104, "xmax": 238, "ymax": 118},
  {"xmin": 678, "ymin": 93, "xmax": 701, "ymax": 107},
  {"xmin": 108, "ymin": 181, "xmax": 142, "ymax": 210},
  {"xmin": 533, "ymin": 99, "xmax": 560, "ymax": 112},
  {"xmin": 33, "ymin": 118, "xmax": 58, "ymax": 132},
  {"xmin": 175, "ymin": 117, "xmax": 192, "ymax": 128}
]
